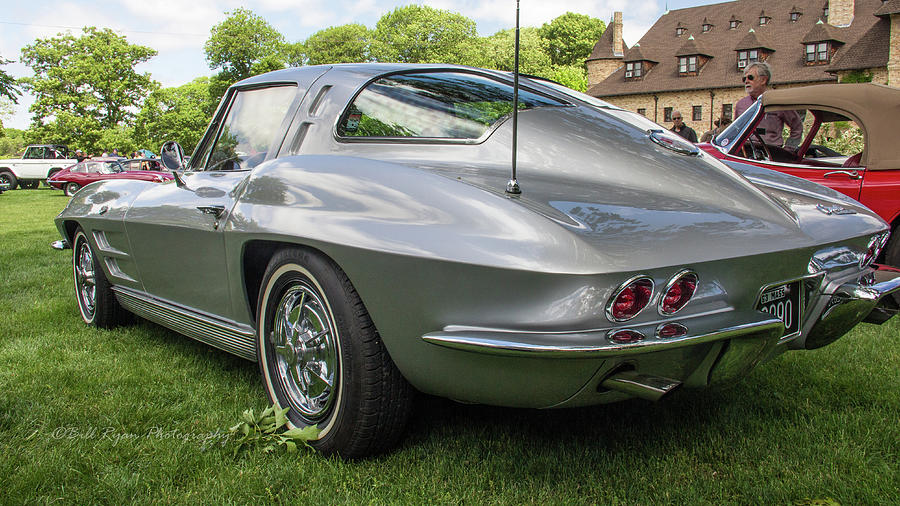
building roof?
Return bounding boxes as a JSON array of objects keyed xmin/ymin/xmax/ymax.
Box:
[
  {"xmin": 588, "ymin": 0, "xmax": 888, "ymax": 98},
  {"xmin": 801, "ymin": 19, "xmax": 846, "ymax": 43},
  {"xmin": 587, "ymin": 21, "xmax": 627, "ymax": 60},
  {"xmin": 624, "ymin": 44, "xmax": 656, "ymax": 63},
  {"xmin": 875, "ymin": 0, "xmax": 900, "ymax": 16}
]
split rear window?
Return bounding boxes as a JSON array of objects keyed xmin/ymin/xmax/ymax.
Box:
[{"xmin": 337, "ymin": 72, "xmax": 566, "ymax": 141}]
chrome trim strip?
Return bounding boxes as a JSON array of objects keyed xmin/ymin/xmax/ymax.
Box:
[
  {"xmin": 112, "ymin": 287, "xmax": 256, "ymax": 361},
  {"xmin": 91, "ymin": 230, "xmax": 129, "ymax": 257},
  {"xmin": 422, "ymin": 311, "xmax": 784, "ymax": 358}
]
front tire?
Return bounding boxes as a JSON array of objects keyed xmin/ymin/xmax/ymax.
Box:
[
  {"xmin": 64, "ymin": 182, "xmax": 81, "ymax": 196},
  {"xmin": 72, "ymin": 227, "xmax": 129, "ymax": 328},
  {"xmin": 0, "ymin": 171, "xmax": 17, "ymax": 191},
  {"xmin": 257, "ymin": 248, "xmax": 412, "ymax": 458}
]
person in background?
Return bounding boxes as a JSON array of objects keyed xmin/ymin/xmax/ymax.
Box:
[
  {"xmin": 735, "ymin": 61, "xmax": 802, "ymax": 150},
  {"xmin": 74, "ymin": 150, "xmax": 87, "ymax": 163},
  {"xmin": 700, "ymin": 118, "xmax": 720, "ymax": 143},
  {"xmin": 670, "ymin": 110, "xmax": 698, "ymax": 143}
]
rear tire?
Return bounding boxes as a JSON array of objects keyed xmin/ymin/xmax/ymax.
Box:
[
  {"xmin": 256, "ymin": 248, "xmax": 413, "ymax": 458},
  {"xmin": 884, "ymin": 231, "xmax": 900, "ymax": 305},
  {"xmin": 72, "ymin": 227, "xmax": 129, "ymax": 328},
  {"xmin": 0, "ymin": 171, "xmax": 17, "ymax": 190}
]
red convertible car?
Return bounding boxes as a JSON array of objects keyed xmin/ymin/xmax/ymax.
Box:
[
  {"xmin": 47, "ymin": 158, "xmax": 172, "ymax": 196},
  {"xmin": 701, "ymin": 83, "xmax": 900, "ymax": 265}
]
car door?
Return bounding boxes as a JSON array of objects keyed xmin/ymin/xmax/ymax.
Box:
[{"xmin": 124, "ymin": 84, "xmax": 302, "ymax": 321}]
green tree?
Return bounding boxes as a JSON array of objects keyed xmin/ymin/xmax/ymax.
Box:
[
  {"xmin": 204, "ymin": 8, "xmax": 286, "ymax": 84},
  {"xmin": 371, "ymin": 6, "xmax": 478, "ymax": 64},
  {"xmin": 0, "ymin": 56, "xmax": 21, "ymax": 104},
  {"xmin": 0, "ymin": 127, "xmax": 26, "ymax": 157},
  {"xmin": 19, "ymin": 27, "xmax": 157, "ymax": 153},
  {"xmin": 547, "ymin": 64, "xmax": 588, "ymax": 92},
  {"xmin": 134, "ymin": 77, "xmax": 216, "ymax": 155},
  {"xmin": 98, "ymin": 125, "xmax": 138, "ymax": 155},
  {"xmin": 476, "ymin": 27, "xmax": 552, "ymax": 76},
  {"xmin": 539, "ymin": 12, "xmax": 605, "ymax": 67},
  {"xmin": 302, "ymin": 24, "xmax": 371, "ymax": 65}
]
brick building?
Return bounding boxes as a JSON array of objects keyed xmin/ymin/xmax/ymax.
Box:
[{"xmin": 586, "ymin": 0, "xmax": 900, "ymax": 135}]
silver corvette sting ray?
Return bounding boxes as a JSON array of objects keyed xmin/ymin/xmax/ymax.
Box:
[{"xmin": 55, "ymin": 64, "xmax": 900, "ymax": 458}]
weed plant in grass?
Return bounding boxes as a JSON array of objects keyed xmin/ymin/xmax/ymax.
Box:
[{"xmin": 1, "ymin": 188, "xmax": 898, "ymax": 503}]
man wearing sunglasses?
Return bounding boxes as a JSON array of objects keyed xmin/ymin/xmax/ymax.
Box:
[
  {"xmin": 734, "ymin": 62, "xmax": 803, "ymax": 150},
  {"xmin": 670, "ymin": 111, "xmax": 698, "ymax": 143}
]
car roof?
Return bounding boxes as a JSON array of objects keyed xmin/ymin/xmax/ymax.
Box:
[
  {"xmin": 233, "ymin": 63, "xmax": 510, "ymax": 88},
  {"xmin": 761, "ymin": 83, "xmax": 900, "ymax": 169}
]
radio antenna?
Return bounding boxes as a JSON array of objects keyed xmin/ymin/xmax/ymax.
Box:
[{"xmin": 506, "ymin": 0, "xmax": 522, "ymax": 195}]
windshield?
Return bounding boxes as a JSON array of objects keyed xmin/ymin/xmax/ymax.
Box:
[{"xmin": 714, "ymin": 99, "xmax": 760, "ymax": 150}]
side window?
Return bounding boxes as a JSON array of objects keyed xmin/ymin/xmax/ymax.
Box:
[
  {"xmin": 336, "ymin": 72, "xmax": 566, "ymax": 140},
  {"xmin": 24, "ymin": 147, "xmax": 44, "ymax": 159},
  {"xmin": 204, "ymin": 85, "xmax": 297, "ymax": 171}
]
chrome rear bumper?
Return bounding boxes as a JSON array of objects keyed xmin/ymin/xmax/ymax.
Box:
[{"xmin": 801, "ymin": 265, "xmax": 900, "ymax": 349}]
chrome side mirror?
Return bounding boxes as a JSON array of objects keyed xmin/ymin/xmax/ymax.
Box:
[
  {"xmin": 160, "ymin": 141, "xmax": 187, "ymax": 188},
  {"xmin": 160, "ymin": 141, "xmax": 186, "ymax": 171}
]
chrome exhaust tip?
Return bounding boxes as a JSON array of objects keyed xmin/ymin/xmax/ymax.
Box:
[{"xmin": 599, "ymin": 368, "xmax": 682, "ymax": 402}]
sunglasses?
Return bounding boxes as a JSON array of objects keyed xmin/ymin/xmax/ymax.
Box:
[
  {"xmin": 672, "ymin": 116, "xmax": 682, "ymax": 120},
  {"xmin": 742, "ymin": 74, "xmax": 756, "ymax": 82}
]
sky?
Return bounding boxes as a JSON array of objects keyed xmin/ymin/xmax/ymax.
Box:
[{"xmin": 0, "ymin": 0, "xmax": 715, "ymax": 130}]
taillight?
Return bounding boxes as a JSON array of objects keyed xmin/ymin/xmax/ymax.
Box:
[
  {"xmin": 657, "ymin": 323, "xmax": 688, "ymax": 339},
  {"xmin": 658, "ymin": 270, "xmax": 698, "ymax": 315},
  {"xmin": 608, "ymin": 329, "xmax": 645, "ymax": 344},
  {"xmin": 606, "ymin": 277, "xmax": 653, "ymax": 322}
]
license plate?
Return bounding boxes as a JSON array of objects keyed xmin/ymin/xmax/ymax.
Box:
[{"xmin": 757, "ymin": 281, "xmax": 801, "ymax": 336}]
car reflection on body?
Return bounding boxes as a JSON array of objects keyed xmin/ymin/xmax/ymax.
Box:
[
  {"xmin": 47, "ymin": 157, "xmax": 172, "ymax": 196},
  {"xmin": 54, "ymin": 64, "xmax": 900, "ymax": 458},
  {"xmin": 700, "ymin": 83, "xmax": 900, "ymax": 266}
]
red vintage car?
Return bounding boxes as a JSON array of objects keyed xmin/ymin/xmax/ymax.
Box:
[
  {"xmin": 47, "ymin": 158, "xmax": 172, "ymax": 196},
  {"xmin": 700, "ymin": 83, "xmax": 900, "ymax": 265}
]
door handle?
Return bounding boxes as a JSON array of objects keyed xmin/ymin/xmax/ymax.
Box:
[
  {"xmin": 197, "ymin": 205, "xmax": 226, "ymax": 219},
  {"xmin": 823, "ymin": 170, "xmax": 861, "ymax": 180}
]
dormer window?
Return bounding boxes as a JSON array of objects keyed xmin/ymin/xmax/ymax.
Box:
[
  {"xmin": 790, "ymin": 7, "xmax": 802, "ymax": 22},
  {"xmin": 702, "ymin": 23, "xmax": 712, "ymax": 32},
  {"xmin": 737, "ymin": 49, "xmax": 760, "ymax": 69},
  {"xmin": 676, "ymin": 27, "xmax": 686, "ymax": 36},
  {"xmin": 729, "ymin": 17, "xmax": 741, "ymax": 29},
  {"xmin": 679, "ymin": 55, "xmax": 698, "ymax": 74},
  {"xmin": 759, "ymin": 15, "xmax": 771, "ymax": 25},
  {"xmin": 625, "ymin": 61, "xmax": 643, "ymax": 79},
  {"xmin": 806, "ymin": 42, "xmax": 831, "ymax": 63}
]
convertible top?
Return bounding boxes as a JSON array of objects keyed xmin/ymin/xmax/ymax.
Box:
[{"xmin": 761, "ymin": 83, "xmax": 900, "ymax": 170}]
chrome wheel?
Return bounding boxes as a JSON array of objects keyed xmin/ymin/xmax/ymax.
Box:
[
  {"xmin": 271, "ymin": 282, "xmax": 338, "ymax": 419},
  {"xmin": 74, "ymin": 234, "xmax": 97, "ymax": 320},
  {"xmin": 65, "ymin": 183, "xmax": 80, "ymax": 196}
]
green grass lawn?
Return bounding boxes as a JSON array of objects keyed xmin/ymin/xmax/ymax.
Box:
[{"xmin": 1, "ymin": 188, "xmax": 898, "ymax": 504}]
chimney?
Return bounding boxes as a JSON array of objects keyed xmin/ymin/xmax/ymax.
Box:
[
  {"xmin": 613, "ymin": 12, "xmax": 624, "ymax": 56},
  {"xmin": 828, "ymin": 0, "xmax": 855, "ymax": 27}
]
